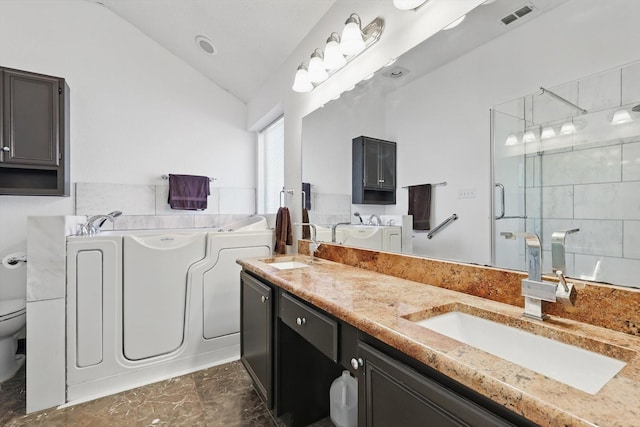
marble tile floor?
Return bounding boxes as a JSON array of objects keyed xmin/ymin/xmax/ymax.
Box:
[{"xmin": 0, "ymin": 360, "xmax": 335, "ymax": 427}]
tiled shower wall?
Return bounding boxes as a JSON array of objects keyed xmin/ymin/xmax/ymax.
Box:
[
  {"xmin": 521, "ymin": 61, "xmax": 640, "ymax": 287},
  {"xmin": 75, "ymin": 182, "xmax": 257, "ymax": 231}
]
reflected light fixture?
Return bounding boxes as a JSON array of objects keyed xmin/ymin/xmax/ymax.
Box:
[
  {"xmin": 393, "ymin": 0, "xmax": 429, "ymax": 10},
  {"xmin": 523, "ymin": 130, "xmax": 537, "ymax": 143},
  {"xmin": 341, "ymin": 14, "xmax": 366, "ymax": 55},
  {"xmin": 292, "ymin": 13, "xmax": 384, "ymax": 94},
  {"xmin": 323, "ymin": 33, "xmax": 346, "ymax": 71},
  {"xmin": 308, "ymin": 49, "xmax": 328, "ymax": 83},
  {"xmin": 560, "ymin": 120, "xmax": 577, "ymax": 135},
  {"xmin": 505, "ymin": 134, "xmax": 519, "ymax": 146},
  {"xmin": 292, "ymin": 63, "xmax": 313, "ymax": 93},
  {"xmin": 611, "ymin": 109, "xmax": 632, "ymax": 125},
  {"xmin": 443, "ymin": 14, "xmax": 466, "ymax": 30},
  {"xmin": 541, "ymin": 126, "xmax": 556, "ymax": 139}
]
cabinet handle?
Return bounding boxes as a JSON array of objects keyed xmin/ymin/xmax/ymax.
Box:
[
  {"xmin": 261, "ymin": 295, "xmax": 268, "ymax": 303},
  {"xmin": 350, "ymin": 357, "xmax": 364, "ymax": 370},
  {"xmin": 378, "ymin": 179, "xmax": 384, "ymax": 183},
  {"xmin": 296, "ymin": 317, "xmax": 306, "ymax": 326},
  {"xmin": 2, "ymin": 147, "xmax": 9, "ymax": 152}
]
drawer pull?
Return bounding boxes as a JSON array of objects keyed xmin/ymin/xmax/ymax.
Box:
[
  {"xmin": 350, "ymin": 357, "xmax": 363, "ymax": 370},
  {"xmin": 296, "ymin": 317, "xmax": 306, "ymax": 326},
  {"xmin": 261, "ymin": 295, "xmax": 269, "ymax": 303}
]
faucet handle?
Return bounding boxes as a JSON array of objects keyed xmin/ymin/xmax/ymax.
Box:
[{"xmin": 555, "ymin": 270, "xmax": 577, "ymax": 307}]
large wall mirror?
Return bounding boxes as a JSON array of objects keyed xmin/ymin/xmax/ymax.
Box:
[{"xmin": 301, "ymin": 0, "xmax": 640, "ymax": 289}]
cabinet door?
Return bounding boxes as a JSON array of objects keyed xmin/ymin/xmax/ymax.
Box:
[
  {"xmin": 241, "ymin": 272, "xmax": 273, "ymax": 408},
  {"xmin": 359, "ymin": 342, "xmax": 513, "ymax": 427},
  {"xmin": 362, "ymin": 140, "xmax": 381, "ymax": 189},
  {"xmin": 378, "ymin": 141, "xmax": 396, "ymax": 190},
  {"xmin": 1, "ymin": 68, "xmax": 60, "ymax": 167}
]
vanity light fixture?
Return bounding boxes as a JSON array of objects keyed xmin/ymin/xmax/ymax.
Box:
[
  {"xmin": 308, "ymin": 49, "xmax": 329, "ymax": 83},
  {"xmin": 541, "ymin": 126, "xmax": 556, "ymax": 139},
  {"xmin": 442, "ymin": 14, "xmax": 466, "ymax": 30},
  {"xmin": 292, "ymin": 63, "xmax": 313, "ymax": 93},
  {"xmin": 393, "ymin": 0, "xmax": 429, "ymax": 11},
  {"xmin": 292, "ymin": 13, "xmax": 385, "ymax": 94}
]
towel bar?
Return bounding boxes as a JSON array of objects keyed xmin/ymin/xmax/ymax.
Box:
[
  {"xmin": 402, "ymin": 181, "xmax": 446, "ymax": 188},
  {"xmin": 161, "ymin": 174, "xmax": 216, "ymax": 182}
]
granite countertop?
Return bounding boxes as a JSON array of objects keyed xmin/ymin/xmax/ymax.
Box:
[{"xmin": 237, "ymin": 255, "xmax": 640, "ymax": 427}]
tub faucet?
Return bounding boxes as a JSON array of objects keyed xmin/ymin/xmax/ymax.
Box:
[
  {"xmin": 369, "ymin": 214, "xmax": 381, "ymax": 226},
  {"xmin": 81, "ymin": 211, "xmax": 122, "ymax": 236},
  {"xmin": 331, "ymin": 222, "xmax": 351, "ymax": 242},
  {"xmin": 501, "ymin": 231, "xmax": 575, "ymax": 320}
]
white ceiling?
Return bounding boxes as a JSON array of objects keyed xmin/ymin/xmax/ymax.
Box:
[{"xmin": 94, "ymin": 0, "xmax": 336, "ymax": 103}]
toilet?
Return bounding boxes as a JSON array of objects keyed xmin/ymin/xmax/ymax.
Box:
[{"xmin": 0, "ymin": 298, "xmax": 26, "ymax": 382}]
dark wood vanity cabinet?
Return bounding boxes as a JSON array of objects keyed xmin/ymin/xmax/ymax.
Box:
[
  {"xmin": 239, "ymin": 270, "xmax": 535, "ymax": 427},
  {"xmin": 358, "ymin": 342, "xmax": 517, "ymax": 427},
  {"xmin": 0, "ymin": 67, "xmax": 69, "ymax": 196},
  {"xmin": 240, "ymin": 271, "xmax": 274, "ymax": 408},
  {"xmin": 352, "ymin": 136, "xmax": 396, "ymax": 205}
]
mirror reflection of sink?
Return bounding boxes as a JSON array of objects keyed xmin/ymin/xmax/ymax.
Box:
[
  {"xmin": 406, "ymin": 305, "xmax": 628, "ymax": 395},
  {"xmin": 264, "ymin": 258, "xmax": 311, "ymax": 270}
]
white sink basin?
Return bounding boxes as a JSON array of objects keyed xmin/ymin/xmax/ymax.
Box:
[
  {"xmin": 415, "ymin": 311, "xmax": 626, "ymax": 394},
  {"xmin": 269, "ymin": 261, "xmax": 310, "ymax": 270}
]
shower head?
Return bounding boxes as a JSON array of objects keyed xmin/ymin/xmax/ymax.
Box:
[{"xmin": 353, "ymin": 212, "xmax": 363, "ymax": 224}]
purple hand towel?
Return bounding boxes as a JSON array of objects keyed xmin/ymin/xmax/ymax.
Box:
[
  {"xmin": 408, "ymin": 184, "xmax": 432, "ymax": 230},
  {"xmin": 168, "ymin": 174, "xmax": 210, "ymax": 210}
]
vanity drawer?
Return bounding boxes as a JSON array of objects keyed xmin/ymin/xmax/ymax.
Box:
[{"xmin": 280, "ymin": 292, "xmax": 338, "ymax": 362}]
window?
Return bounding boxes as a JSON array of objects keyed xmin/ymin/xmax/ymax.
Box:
[{"xmin": 258, "ymin": 116, "xmax": 284, "ymax": 214}]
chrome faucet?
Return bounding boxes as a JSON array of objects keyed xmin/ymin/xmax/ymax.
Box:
[
  {"xmin": 551, "ymin": 228, "xmax": 580, "ymax": 306},
  {"xmin": 368, "ymin": 214, "xmax": 381, "ymax": 226},
  {"xmin": 295, "ymin": 222, "xmax": 319, "ymax": 261},
  {"xmin": 331, "ymin": 222, "xmax": 351, "ymax": 242},
  {"xmin": 501, "ymin": 231, "xmax": 577, "ymax": 320},
  {"xmin": 78, "ymin": 211, "xmax": 123, "ymax": 236}
]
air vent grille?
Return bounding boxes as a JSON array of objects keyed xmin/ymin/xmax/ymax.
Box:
[{"xmin": 501, "ymin": 3, "xmax": 534, "ymax": 26}]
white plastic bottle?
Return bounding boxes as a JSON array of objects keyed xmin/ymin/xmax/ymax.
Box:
[{"xmin": 329, "ymin": 370, "xmax": 357, "ymax": 427}]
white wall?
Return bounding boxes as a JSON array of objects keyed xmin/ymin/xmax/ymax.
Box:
[{"xmin": 0, "ymin": 0, "xmax": 254, "ymax": 298}]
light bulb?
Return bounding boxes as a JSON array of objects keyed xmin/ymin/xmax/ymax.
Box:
[
  {"xmin": 393, "ymin": 0, "xmax": 428, "ymax": 10},
  {"xmin": 340, "ymin": 17, "xmax": 365, "ymax": 56},
  {"xmin": 323, "ymin": 37, "xmax": 346, "ymax": 71},
  {"xmin": 523, "ymin": 131, "xmax": 536, "ymax": 143},
  {"xmin": 541, "ymin": 126, "xmax": 556, "ymax": 139},
  {"xmin": 505, "ymin": 134, "xmax": 519, "ymax": 146},
  {"xmin": 611, "ymin": 109, "xmax": 632, "ymax": 125},
  {"xmin": 560, "ymin": 121, "xmax": 576, "ymax": 134},
  {"xmin": 308, "ymin": 52, "xmax": 328, "ymax": 83},
  {"xmin": 292, "ymin": 65, "xmax": 313, "ymax": 93}
]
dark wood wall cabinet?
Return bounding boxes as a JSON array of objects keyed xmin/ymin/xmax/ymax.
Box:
[
  {"xmin": 239, "ymin": 269, "xmax": 536, "ymax": 427},
  {"xmin": 0, "ymin": 67, "xmax": 70, "ymax": 196},
  {"xmin": 352, "ymin": 136, "xmax": 396, "ymax": 205}
]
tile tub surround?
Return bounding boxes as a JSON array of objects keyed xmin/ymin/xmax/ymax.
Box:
[
  {"xmin": 303, "ymin": 242, "xmax": 640, "ymax": 337},
  {"xmin": 238, "ymin": 254, "xmax": 640, "ymax": 426}
]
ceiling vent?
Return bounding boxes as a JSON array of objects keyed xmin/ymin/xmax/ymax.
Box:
[{"xmin": 500, "ymin": 4, "xmax": 534, "ymax": 26}]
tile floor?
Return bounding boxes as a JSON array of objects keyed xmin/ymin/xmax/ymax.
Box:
[{"xmin": 0, "ymin": 361, "xmax": 277, "ymax": 426}]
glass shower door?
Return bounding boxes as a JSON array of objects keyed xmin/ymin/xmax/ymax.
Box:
[{"xmin": 491, "ymin": 97, "xmax": 542, "ymax": 272}]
